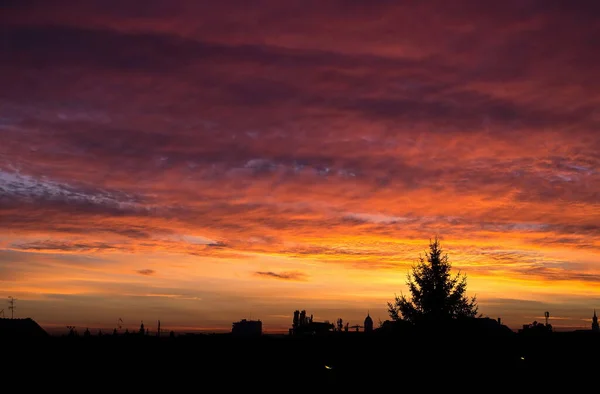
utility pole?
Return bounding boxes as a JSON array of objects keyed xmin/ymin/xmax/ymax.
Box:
[{"xmin": 8, "ymin": 296, "xmax": 16, "ymax": 319}]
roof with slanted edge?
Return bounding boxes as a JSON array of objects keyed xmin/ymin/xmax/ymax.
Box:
[{"xmin": 0, "ymin": 318, "xmax": 49, "ymax": 337}]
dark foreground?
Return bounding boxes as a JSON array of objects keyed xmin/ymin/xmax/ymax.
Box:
[{"xmin": 7, "ymin": 331, "xmax": 599, "ymax": 390}]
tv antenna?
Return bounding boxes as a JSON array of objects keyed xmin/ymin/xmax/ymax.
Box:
[{"xmin": 8, "ymin": 296, "xmax": 16, "ymax": 319}]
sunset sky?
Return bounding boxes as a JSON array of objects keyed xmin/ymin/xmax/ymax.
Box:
[{"xmin": 1, "ymin": 0, "xmax": 599, "ymax": 334}]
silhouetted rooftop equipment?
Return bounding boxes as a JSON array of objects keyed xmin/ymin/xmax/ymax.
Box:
[{"xmin": 8, "ymin": 297, "xmax": 16, "ymax": 319}]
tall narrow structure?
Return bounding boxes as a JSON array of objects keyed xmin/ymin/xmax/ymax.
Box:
[
  {"xmin": 8, "ymin": 297, "xmax": 16, "ymax": 319},
  {"xmin": 293, "ymin": 310, "xmax": 300, "ymax": 329},
  {"xmin": 592, "ymin": 310, "xmax": 599, "ymax": 332},
  {"xmin": 364, "ymin": 312, "xmax": 373, "ymax": 333}
]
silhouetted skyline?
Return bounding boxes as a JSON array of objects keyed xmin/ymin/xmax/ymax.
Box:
[{"xmin": 1, "ymin": 1, "xmax": 600, "ymax": 332}]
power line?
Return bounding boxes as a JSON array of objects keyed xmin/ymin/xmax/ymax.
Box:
[{"xmin": 8, "ymin": 296, "xmax": 16, "ymax": 319}]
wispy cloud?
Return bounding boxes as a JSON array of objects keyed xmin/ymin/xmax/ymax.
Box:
[
  {"xmin": 253, "ymin": 271, "xmax": 308, "ymax": 281},
  {"xmin": 136, "ymin": 269, "xmax": 156, "ymax": 276},
  {"xmin": 10, "ymin": 240, "xmax": 118, "ymax": 253}
]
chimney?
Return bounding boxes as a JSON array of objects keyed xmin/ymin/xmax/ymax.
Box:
[{"xmin": 497, "ymin": 317, "xmax": 502, "ymax": 325}]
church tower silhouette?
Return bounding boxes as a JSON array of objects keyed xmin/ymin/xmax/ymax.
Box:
[{"xmin": 364, "ymin": 311, "xmax": 373, "ymax": 333}]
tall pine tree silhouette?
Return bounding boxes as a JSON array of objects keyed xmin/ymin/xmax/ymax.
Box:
[{"xmin": 388, "ymin": 237, "xmax": 478, "ymax": 324}]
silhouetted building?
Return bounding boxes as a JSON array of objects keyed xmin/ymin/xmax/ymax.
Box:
[
  {"xmin": 293, "ymin": 310, "xmax": 312, "ymax": 328},
  {"xmin": 232, "ymin": 319, "xmax": 262, "ymax": 337},
  {"xmin": 518, "ymin": 320, "xmax": 552, "ymax": 334},
  {"xmin": 0, "ymin": 318, "xmax": 48, "ymax": 338},
  {"xmin": 593, "ymin": 310, "xmax": 599, "ymax": 332},
  {"xmin": 364, "ymin": 312, "xmax": 373, "ymax": 333},
  {"xmin": 290, "ymin": 309, "xmax": 334, "ymax": 335}
]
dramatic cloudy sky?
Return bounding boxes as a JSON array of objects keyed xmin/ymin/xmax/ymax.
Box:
[{"xmin": 1, "ymin": 0, "xmax": 599, "ymax": 333}]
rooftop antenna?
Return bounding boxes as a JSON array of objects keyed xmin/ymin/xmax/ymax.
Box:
[
  {"xmin": 544, "ymin": 311, "xmax": 550, "ymax": 326},
  {"xmin": 8, "ymin": 296, "xmax": 16, "ymax": 319},
  {"xmin": 157, "ymin": 320, "xmax": 161, "ymax": 337}
]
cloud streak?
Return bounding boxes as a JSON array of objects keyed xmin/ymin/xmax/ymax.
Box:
[
  {"xmin": 136, "ymin": 269, "xmax": 155, "ymax": 276},
  {"xmin": 254, "ymin": 271, "xmax": 308, "ymax": 281}
]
